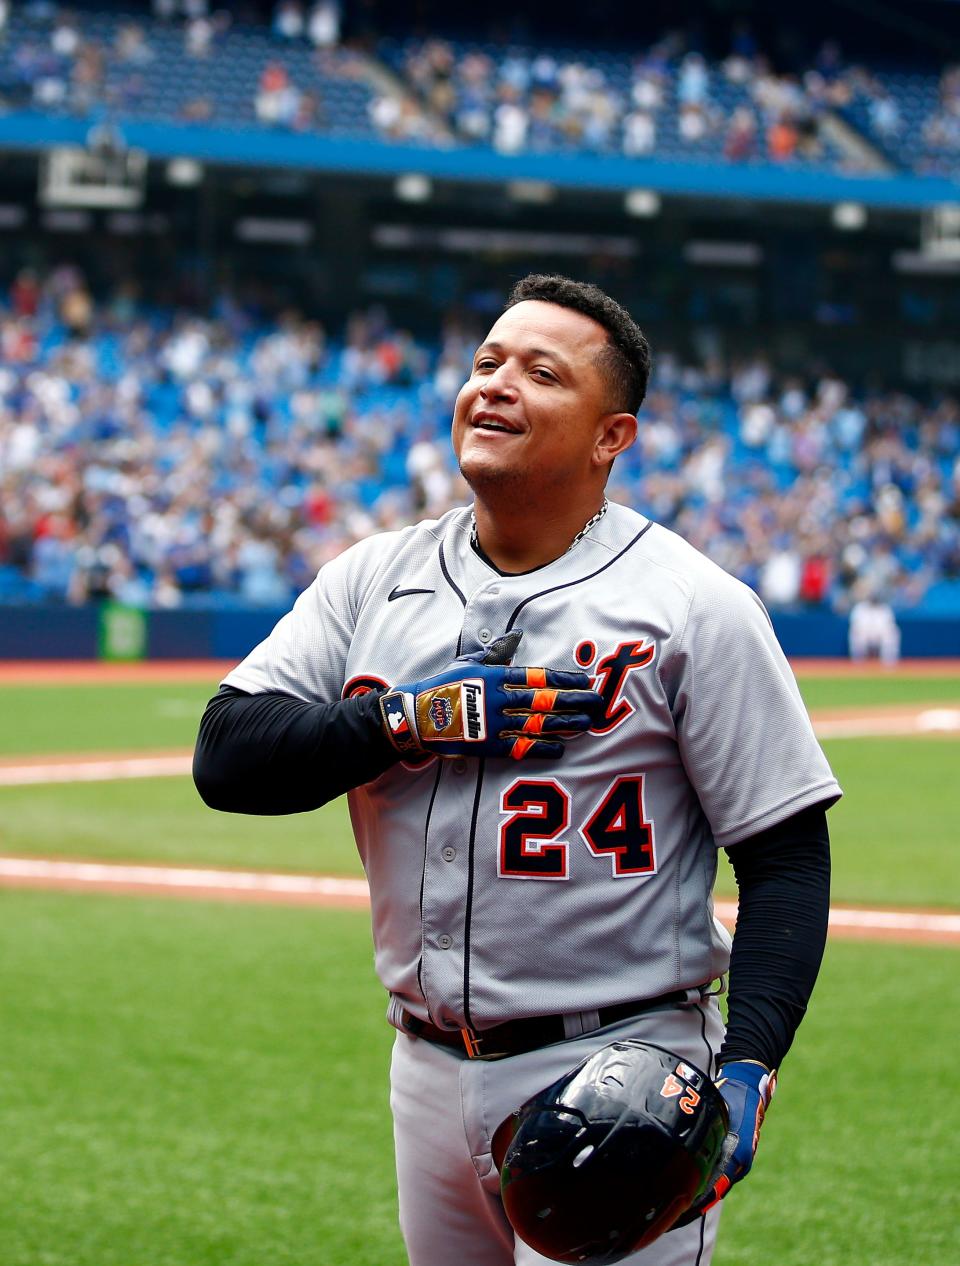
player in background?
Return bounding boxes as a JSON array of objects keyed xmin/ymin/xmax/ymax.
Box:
[
  {"xmin": 849, "ymin": 592, "xmax": 901, "ymax": 665},
  {"xmin": 194, "ymin": 274, "xmax": 841, "ymax": 1265}
]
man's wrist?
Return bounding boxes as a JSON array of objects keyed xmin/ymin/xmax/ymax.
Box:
[{"xmin": 379, "ymin": 690, "xmax": 423, "ymax": 756}]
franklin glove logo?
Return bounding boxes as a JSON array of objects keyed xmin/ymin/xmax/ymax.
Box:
[{"xmin": 462, "ymin": 680, "xmax": 486, "ymax": 741}]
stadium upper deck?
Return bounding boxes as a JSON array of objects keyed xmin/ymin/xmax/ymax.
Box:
[{"xmin": 0, "ymin": 3, "xmax": 957, "ymax": 203}]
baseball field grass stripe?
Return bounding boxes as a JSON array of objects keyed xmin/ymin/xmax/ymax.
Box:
[
  {"xmin": 3, "ymin": 672, "xmax": 960, "ymax": 759},
  {"xmin": 0, "ymin": 701, "xmax": 956, "ymax": 787},
  {"xmin": 2, "ymin": 859, "xmax": 957, "ymax": 942}
]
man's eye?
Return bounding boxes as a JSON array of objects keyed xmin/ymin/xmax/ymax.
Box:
[
  {"xmin": 532, "ymin": 368, "xmax": 556, "ymax": 381},
  {"xmin": 475, "ymin": 359, "xmax": 497, "ymax": 371}
]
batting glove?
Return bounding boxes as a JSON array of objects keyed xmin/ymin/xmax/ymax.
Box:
[
  {"xmin": 378, "ymin": 629, "xmax": 604, "ymax": 760},
  {"xmin": 672, "ymin": 1060, "xmax": 777, "ymax": 1227}
]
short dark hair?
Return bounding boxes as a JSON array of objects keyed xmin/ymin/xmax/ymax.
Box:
[{"xmin": 503, "ymin": 273, "xmax": 652, "ymax": 413}]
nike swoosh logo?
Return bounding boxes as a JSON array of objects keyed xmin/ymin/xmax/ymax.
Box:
[{"xmin": 388, "ymin": 586, "xmax": 435, "ymax": 602}]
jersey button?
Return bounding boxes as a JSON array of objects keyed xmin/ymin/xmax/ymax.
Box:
[
  {"xmin": 437, "ymin": 933, "xmax": 453, "ymax": 950},
  {"xmin": 478, "ymin": 628, "xmax": 492, "ymax": 643},
  {"xmin": 441, "ymin": 846, "xmax": 456, "ymax": 862},
  {"xmin": 452, "ymin": 758, "xmax": 467, "ymax": 774}
]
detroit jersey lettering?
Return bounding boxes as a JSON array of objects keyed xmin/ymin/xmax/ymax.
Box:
[{"xmin": 224, "ymin": 501, "xmax": 840, "ymax": 1033}]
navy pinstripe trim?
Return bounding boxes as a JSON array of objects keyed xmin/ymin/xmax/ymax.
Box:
[
  {"xmin": 693, "ymin": 1001, "xmax": 715, "ymax": 1266},
  {"xmin": 694, "ymin": 1211, "xmax": 708, "ymax": 1266},
  {"xmin": 417, "ymin": 759, "xmax": 446, "ymax": 1022},
  {"xmin": 438, "ymin": 539, "xmax": 467, "ymax": 607},
  {"xmin": 505, "ymin": 522, "xmax": 653, "ymax": 629},
  {"xmin": 697, "ymin": 999, "xmax": 715, "ymax": 1077},
  {"xmin": 437, "ymin": 538, "xmax": 468, "ymax": 656},
  {"xmin": 461, "ymin": 757, "xmax": 486, "ymax": 1031}
]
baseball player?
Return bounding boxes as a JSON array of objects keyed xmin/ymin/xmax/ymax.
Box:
[{"xmin": 194, "ymin": 274, "xmax": 841, "ymax": 1265}]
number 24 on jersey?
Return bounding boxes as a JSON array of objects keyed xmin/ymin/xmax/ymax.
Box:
[{"xmin": 498, "ymin": 774, "xmax": 656, "ymax": 881}]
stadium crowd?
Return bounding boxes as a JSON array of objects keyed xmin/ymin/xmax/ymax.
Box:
[
  {"xmin": 2, "ymin": 268, "xmax": 958, "ymax": 615},
  {"xmin": 0, "ymin": 3, "xmax": 957, "ymax": 177},
  {"xmin": 387, "ymin": 30, "xmax": 840, "ymax": 165}
]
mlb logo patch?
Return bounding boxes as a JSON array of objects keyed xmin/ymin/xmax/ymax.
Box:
[
  {"xmin": 430, "ymin": 696, "xmax": 454, "ymax": 732},
  {"xmin": 675, "ymin": 1061, "xmax": 703, "ymax": 1088}
]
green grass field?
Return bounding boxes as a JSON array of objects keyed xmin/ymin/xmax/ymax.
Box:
[
  {"xmin": 1, "ymin": 683, "xmax": 216, "ymax": 756},
  {"xmin": 1, "ymin": 667, "xmax": 958, "ymax": 1265},
  {"xmin": 0, "ymin": 891, "xmax": 956, "ymax": 1266},
  {"xmin": 2, "ymin": 675, "xmax": 959, "ymax": 908}
]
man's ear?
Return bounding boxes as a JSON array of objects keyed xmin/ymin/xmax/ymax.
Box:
[{"xmin": 594, "ymin": 412, "xmax": 638, "ymax": 469}]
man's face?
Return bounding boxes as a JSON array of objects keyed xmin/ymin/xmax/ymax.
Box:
[{"xmin": 452, "ymin": 300, "xmax": 617, "ymax": 497}]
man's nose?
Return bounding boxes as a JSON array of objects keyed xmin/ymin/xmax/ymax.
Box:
[{"xmin": 479, "ymin": 364, "xmax": 519, "ymax": 399}]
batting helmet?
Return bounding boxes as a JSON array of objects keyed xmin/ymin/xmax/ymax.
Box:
[{"xmin": 492, "ymin": 1040, "xmax": 728, "ymax": 1264}]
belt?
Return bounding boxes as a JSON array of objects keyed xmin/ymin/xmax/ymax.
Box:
[{"xmin": 400, "ymin": 989, "xmax": 693, "ymax": 1061}]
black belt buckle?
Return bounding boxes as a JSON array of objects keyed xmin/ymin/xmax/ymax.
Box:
[{"xmin": 460, "ymin": 1023, "xmax": 517, "ymax": 1060}]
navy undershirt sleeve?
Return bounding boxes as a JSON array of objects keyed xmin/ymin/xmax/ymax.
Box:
[
  {"xmin": 193, "ymin": 685, "xmax": 399, "ymax": 814},
  {"xmin": 718, "ymin": 802, "xmax": 832, "ymax": 1071}
]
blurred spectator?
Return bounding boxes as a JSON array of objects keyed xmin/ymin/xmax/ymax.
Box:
[
  {"xmin": 11, "ymin": 270, "xmax": 41, "ymax": 319},
  {"xmin": 51, "ymin": 11, "xmax": 81, "ymax": 59},
  {"xmin": 71, "ymin": 41, "xmax": 106, "ymax": 114},
  {"xmin": 185, "ymin": 14, "xmax": 214, "ymax": 58},
  {"xmin": 677, "ymin": 52, "xmax": 709, "ymax": 106},
  {"xmin": 369, "ymin": 93, "xmax": 438, "ymax": 143},
  {"xmin": 630, "ymin": 68, "xmax": 664, "ymax": 112},
  {"xmin": 179, "ymin": 95, "xmax": 214, "ymax": 121},
  {"xmin": 493, "ymin": 96, "xmax": 528, "ymax": 153},
  {"xmin": 760, "ymin": 547, "xmax": 802, "ymax": 606},
  {"xmin": 848, "ymin": 594, "xmax": 901, "ymax": 664},
  {"xmin": 273, "ymin": 1, "xmax": 304, "ymax": 41},
  {"xmin": 869, "ymin": 90, "xmax": 901, "ymax": 139},
  {"xmin": 255, "ymin": 61, "xmax": 300, "ymax": 126},
  {"xmin": 60, "ymin": 282, "xmax": 94, "ymax": 338},
  {"xmin": 293, "ymin": 89, "xmax": 322, "ymax": 130},
  {"xmin": 724, "ymin": 106, "xmax": 757, "ymax": 161},
  {"xmin": 308, "ymin": 0, "xmax": 340, "ymax": 48},
  {"xmin": 115, "ymin": 23, "xmax": 155, "ymax": 66},
  {"xmin": 768, "ymin": 113, "xmax": 799, "ymax": 161},
  {"xmin": 622, "ymin": 108, "xmax": 655, "ymax": 156}
]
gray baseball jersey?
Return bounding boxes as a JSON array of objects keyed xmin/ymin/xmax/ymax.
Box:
[{"xmin": 224, "ymin": 501, "xmax": 840, "ymax": 1031}]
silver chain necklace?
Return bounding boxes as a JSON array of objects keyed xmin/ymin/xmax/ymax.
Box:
[{"xmin": 470, "ymin": 498, "xmax": 608, "ymax": 554}]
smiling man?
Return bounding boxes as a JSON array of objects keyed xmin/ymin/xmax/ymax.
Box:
[{"xmin": 194, "ymin": 274, "xmax": 841, "ymax": 1266}]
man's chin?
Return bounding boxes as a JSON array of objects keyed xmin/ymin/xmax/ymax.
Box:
[{"xmin": 457, "ymin": 456, "xmax": 526, "ymax": 494}]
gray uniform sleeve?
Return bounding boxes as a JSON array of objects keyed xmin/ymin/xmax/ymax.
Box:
[
  {"xmin": 668, "ymin": 574, "xmax": 841, "ymax": 848},
  {"xmin": 222, "ymin": 544, "xmax": 361, "ymax": 703}
]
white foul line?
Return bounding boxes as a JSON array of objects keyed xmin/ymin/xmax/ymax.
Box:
[
  {"xmin": 812, "ymin": 708, "xmax": 960, "ymax": 738},
  {"xmin": 714, "ymin": 898, "xmax": 960, "ymax": 936},
  {"xmin": 0, "ymin": 858, "xmax": 958, "ymax": 938},
  {"xmin": 0, "ymin": 857, "xmax": 369, "ymax": 899},
  {"xmin": 0, "ymin": 756, "xmax": 193, "ymax": 785}
]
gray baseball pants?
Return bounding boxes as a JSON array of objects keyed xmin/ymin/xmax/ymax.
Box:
[{"xmin": 390, "ymin": 998, "xmax": 725, "ymax": 1266}]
